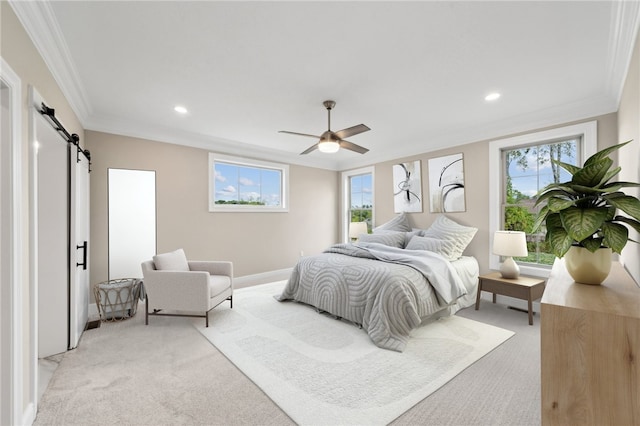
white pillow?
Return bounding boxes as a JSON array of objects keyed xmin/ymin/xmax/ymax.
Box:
[
  {"xmin": 405, "ymin": 235, "xmax": 458, "ymax": 261},
  {"xmin": 422, "ymin": 215, "xmax": 477, "ymax": 260},
  {"xmin": 153, "ymin": 248, "xmax": 190, "ymax": 271},
  {"xmin": 358, "ymin": 231, "xmax": 405, "ymax": 248},
  {"xmin": 373, "ymin": 213, "xmax": 412, "ymax": 233}
]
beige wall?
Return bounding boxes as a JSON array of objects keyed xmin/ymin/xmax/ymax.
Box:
[
  {"xmin": 618, "ymin": 30, "xmax": 640, "ymax": 285},
  {"xmin": 2, "ymin": 2, "xmax": 85, "ymax": 421},
  {"xmin": 86, "ymin": 130, "xmax": 339, "ymax": 284},
  {"xmin": 91, "ymin": 112, "xmax": 618, "ymax": 286},
  {"xmin": 359, "ymin": 113, "xmax": 618, "ymax": 276}
]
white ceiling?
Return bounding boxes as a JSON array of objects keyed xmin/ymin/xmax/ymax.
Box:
[{"xmin": 12, "ymin": 1, "xmax": 640, "ymax": 170}]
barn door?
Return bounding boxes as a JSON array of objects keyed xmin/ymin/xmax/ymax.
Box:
[
  {"xmin": 31, "ymin": 88, "xmax": 92, "ymax": 357},
  {"xmin": 69, "ymin": 150, "xmax": 90, "ymax": 349}
]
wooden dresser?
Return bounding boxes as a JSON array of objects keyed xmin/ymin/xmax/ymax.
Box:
[{"xmin": 541, "ymin": 259, "xmax": 640, "ymax": 425}]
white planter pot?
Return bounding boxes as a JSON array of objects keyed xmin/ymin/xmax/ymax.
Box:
[{"xmin": 564, "ymin": 246, "xmax": 612, "ymax": 285}]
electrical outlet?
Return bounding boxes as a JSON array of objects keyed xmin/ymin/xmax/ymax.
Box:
[{"xmin": 300, "ymin": 250, "xmax": 304, "ymax": 257}]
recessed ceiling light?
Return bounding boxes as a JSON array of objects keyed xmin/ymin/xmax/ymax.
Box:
[
  {"xmin": 485, "ymin": 93, "xmax": 501, "ymax": 101},
  {"xmin": 174, "ymin": 105, "xmax": 188, "ymax": 114}
]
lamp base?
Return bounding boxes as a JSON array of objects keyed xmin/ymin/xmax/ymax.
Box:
[{"xmin": 500, "ymin": 256, "xmax": 520, "ymax": 279}]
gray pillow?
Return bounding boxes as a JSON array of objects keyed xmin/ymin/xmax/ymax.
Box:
[
  {"xmin": 422, "ymin": 215, "xmax": 477, "ymax": 259},
  {"xmin": 405, "ymin": 235, "xmax": 458, "ymax": 261},
  {"xmin": 153, "ymin": 248, "xmax": 190, "ymax": 271},
  {"xmin": 404, "ymin": 229, "xmax": 423, "ymax": 247},
  {"xmin": 358, "ymin": 231, "xmax": 405, "ymax": 248},
  {"xmin": 373, "ymin": 213, "xmax": 412, "ymax": 233}
]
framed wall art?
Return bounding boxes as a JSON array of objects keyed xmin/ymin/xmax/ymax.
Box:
[
  {"xmin": 428, "ymin": 153, "xmax": 466, "ymax": 213},
  {"xmin": 393, "ymin": 160, "xmax": 422, "ymax": 213}
]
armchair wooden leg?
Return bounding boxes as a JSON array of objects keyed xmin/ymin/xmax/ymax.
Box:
[
  {"xmin": 145, "ymin": 297, "xmax": 149, "ymax": 325},
  {"xmin": 230, "ymin": 295, "xmax": 233, "ymax": 309},
  {"xmin": 206, "ymin": 311, "xmax": 209, "ymax": 328}
]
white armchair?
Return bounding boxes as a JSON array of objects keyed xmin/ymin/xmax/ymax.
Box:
[{"xmin": 141, "ymin": 249, "xmax": 233, "ymax": 327}]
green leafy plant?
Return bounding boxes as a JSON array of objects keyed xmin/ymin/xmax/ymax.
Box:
[{"xmin": 533, "ymin": 141, "xmax": 640, "ymax": 257}]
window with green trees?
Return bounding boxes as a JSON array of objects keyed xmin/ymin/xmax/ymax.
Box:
[
  {"xmin": 503, "ymin": 139, "xmax": 579, "ymax": 266},
  {"xmin": 349, "ymin": 173, "xmax": 373, "ymax": 232}
]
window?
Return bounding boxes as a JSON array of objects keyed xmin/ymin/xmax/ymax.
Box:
[
  {"xmin": 489, "ymin": 121, "xmax": 597, "ymax": 277},
  {"xmin": 209, "ymin": 154, "xmax": 289, "ymax": 212},
  {"xmin": 350, "ymin": 173, "xmax": 373, "ymax": 226},
  {"xmin": 503, "ymin": 139, "xmax": 580, "ymax": 266},
  {"xmin": 342, "ymin": 167, "xmax": 374, "ymax": 241}
]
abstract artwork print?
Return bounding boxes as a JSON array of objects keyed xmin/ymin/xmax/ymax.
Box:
[
  {"xmin": 428, "ymin": 153, "xmax": 466, "ymax": 213},
  {"xmin": 393, "ymin": 160, "xmax": 422, "ymax": 213}
]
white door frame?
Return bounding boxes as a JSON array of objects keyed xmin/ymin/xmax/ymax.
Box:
[
  {"xmin": 1, "ymin": 57, "xmax": 25, "ymax": 426},
  {"xmin": 27, "ymin": 86, "xmax": 54, "ymax": 422}
]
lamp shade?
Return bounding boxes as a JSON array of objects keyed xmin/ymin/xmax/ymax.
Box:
[
  {"xmin": 349, "ymin": 222, "xmax": 368, "ymax": 240},
  {"xmin": 493, "ymin": 231, "xmax": 528, "ymax": 257}
]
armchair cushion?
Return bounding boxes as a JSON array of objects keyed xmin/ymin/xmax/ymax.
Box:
[
  {"xmin": 153, "ymin": 249, "xmax": 189, "ymax": 271},
  {"xmin": 210, "ymin": 275, "xmax": 232, "ymax": 298}
]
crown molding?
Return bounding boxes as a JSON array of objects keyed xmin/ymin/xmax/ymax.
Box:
[
  {"xmin": 336, "ymin": 93, "xmax": 618, "ymax": 171},
  {"xmin": 86, "ymin": 91, "xmax": 617, "ymax": 174},
  {"xmin": 84, "ymin": 115, "xmax": 342, "ymax": 171},
  {"xmin": 9, "ymin": 0, "xmax": 92, "ymax": 123},
  {"xmin": 605, "ymin": 0, "xmax": 640, "ymax": 107}
]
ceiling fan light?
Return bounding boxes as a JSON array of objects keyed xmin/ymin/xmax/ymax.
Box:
[{"xmin": 318, "ymin": 140, "xmax": 340, "ymax": 153}]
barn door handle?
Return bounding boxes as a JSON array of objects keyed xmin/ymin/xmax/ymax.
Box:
[{"xmin": 76, "ymin": 241, "xmax": 87, "ymax": 270}]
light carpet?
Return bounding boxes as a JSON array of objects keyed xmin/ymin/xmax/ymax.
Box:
[{"xmin": 194, "ymin": 281, "xmax": 515, "ymax": 426}]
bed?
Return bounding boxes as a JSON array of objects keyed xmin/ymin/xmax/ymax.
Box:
[{"xmin": 277, "ymin": 214, "xmax": 479, "ymax": 352}]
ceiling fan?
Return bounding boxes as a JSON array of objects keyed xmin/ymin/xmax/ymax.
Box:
[{"xmin": 279, "ymin": 100, "xmax": 370, "ymax": 155}]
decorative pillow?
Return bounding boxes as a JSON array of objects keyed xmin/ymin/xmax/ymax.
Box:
[
  {"xmin": 403, "ymin": 229, "xmax": 423, "ymax": 247},
  {"xmin": 373, "ymin": 213, "xmax": 412, "ymax": 233},
  {"xmin": 358, "ymin": 231, "xmax": 405, "ymax": 248},
  {"xmin": 153, "ymin": 248, "xmax": 190, "ymax": 271},
  {"xmin": 405, "ymin": 235, "xmax": 458, "ymax": 261},
  {"xmin": 422, "ymin": 215, "xmax": 478, "ymax": 260}
]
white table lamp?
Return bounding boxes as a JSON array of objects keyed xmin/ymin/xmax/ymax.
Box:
[
  {"xmin": 493, "ymin": 230, "xmax": 528, "ymax": 278},
  {"xmin": 349, "ymin": 222, "xmax": 368, "ymax": 241}
]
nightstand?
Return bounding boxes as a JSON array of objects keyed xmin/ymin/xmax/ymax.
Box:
[{"xmin": 475, "ymin": 271, "xmax": 546, "ymax": 325}]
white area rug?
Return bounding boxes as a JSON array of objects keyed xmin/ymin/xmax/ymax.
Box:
[{"xmin": 194, "ymin": 281, "xmax": 514, "ymax": 426}]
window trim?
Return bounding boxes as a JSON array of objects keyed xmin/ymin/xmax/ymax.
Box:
[
  {"xmin": 341, "ymin": 166, "xmax": 375, "ymax": 243},
  {"xmin": 209, "ymin": 153, "xmax": 289, "ymax": 213},
  {"xmin": 488, "ymin": 121, "xmax": 597, "ymax": 277}
]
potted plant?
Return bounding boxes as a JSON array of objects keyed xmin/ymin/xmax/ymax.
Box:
[{"xmin": 533, "ymin": 141, "xmax": 640, "ymax": 284}]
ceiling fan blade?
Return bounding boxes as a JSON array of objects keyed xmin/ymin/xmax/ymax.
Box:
[
  {"xmin": 339, "ymin": 140, "xmax": 369, "ymax": 154},
  {"xmin": 279, "ymin": 130, "xmax": 321, "ymax": 139},
  {"xmin": 334, "ymin": 124, "xmax": 370, "ymax": 140},
  {"xmin": 300, "ymin": 143, "xmax": 319, "ymax": 155}
]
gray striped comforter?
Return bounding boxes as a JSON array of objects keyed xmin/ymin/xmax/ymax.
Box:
[{"xmin": 277, "ymin": 242, "xmax": 467, "ymax": 352}]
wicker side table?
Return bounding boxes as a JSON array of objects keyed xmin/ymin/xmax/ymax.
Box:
[{"xmin": 94, "ymin": 278, "xmax": 142, "ymax": 321}]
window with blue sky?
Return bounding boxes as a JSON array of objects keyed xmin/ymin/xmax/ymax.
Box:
[
  {"xmin": 209, "ymin": 154, "xmax": 288, "ymax": 212},
  {"xmin": 507, "ymin": 140, "xmax": 578, "ymax": 198}
]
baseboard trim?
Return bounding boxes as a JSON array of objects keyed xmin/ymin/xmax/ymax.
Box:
[
  {"xmin": 234, "ymin": 268, "xmax": 293, "ymax": 289},
  {"xmin": 22, "ymin": 402, "xmax": 35, "ymax": 426},
  {"xmin": 88, "ymin": 303, "xmax": 99, "ymax": 320}
]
